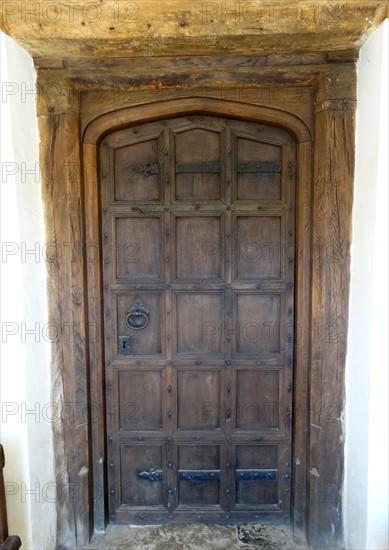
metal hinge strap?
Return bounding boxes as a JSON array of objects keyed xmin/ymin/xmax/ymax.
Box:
[
  {"xmin": 236, "ymin": 469, "xmax": 278, "ymax": 481},
  {"xmin": 176, "ymin": 162, "xmax": 220, "ymax": 173},
  {"xmin": 178, "ymin": 469, "xmax": 220, "ymax": 481},
  {"xmin": 237, "ymin": 162, "xmax": 281, "ymax": 173}
]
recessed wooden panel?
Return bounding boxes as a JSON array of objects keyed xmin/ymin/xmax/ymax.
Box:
[
  {"xmin": 235, "ymin": 137, "xmax": 282, "ymax": 201},
  {"xmin": 175, "ymin": 292, "xmax": 223, "ymax": 356},
  {"xmin": 177, "ymin": 370, "xmax": 221, "ymax": 430},
  {"xmin": 174, "ymin": 128, "xmax": 221, "ymax": 201},
  {"xmin": 236, "ymin": 370, "xmax": 280, "ymax": 430},
  {"xmin": 175, "ymin": 216, "xmax": 223, "ymax": 280},
  {"xmin": 237, "ymin": 445, "xmax": 278, "ymax": 469},
  {"xmin": 114, "ymin": 138, "xmax": 160, "ymax": 201},
  {"xmin": 178, "ymin": 445, "xmax": 220, "ymax": 506},
  {"xmin": 235, "ymin": 445, "xmax": 278, "ymax": 507},
  {"xmin": 233, "ymin": 215, "xmax": 282, "ymax": 279},
  {"xmin": 234, "ymin": 293, "xmax": 281, "ymax": 356},
  {"xmin": 115, "ymin": 216, "xmax": 162, "ymax": 280},
  {"xmin": 118, "ymin": 370, "xmax": 162, "ymax": 431},
  {"xmin": 116, "ymin": 293, "xmax": 162, "ymax": 356},
  {"xmin": 119, "ymin": 445, "xmax": 163, "ymax": 507}
]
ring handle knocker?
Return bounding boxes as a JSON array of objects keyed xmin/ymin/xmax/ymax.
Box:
[{"xmin": 126, "ymin": 298, "xmax": 149, "ymax": 330}]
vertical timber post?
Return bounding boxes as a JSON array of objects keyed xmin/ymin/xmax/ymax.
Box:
[
  {"xmin": 308, "ymin": 63, "xmax": 356, "ymax": 547},
  {"xmin": 37, "ymin": 73, "xmax": 92, "ymax": 548}
]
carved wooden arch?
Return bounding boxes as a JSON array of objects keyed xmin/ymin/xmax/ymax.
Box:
[
  {"xmin": 82, "ymin": 97, "xmax": 312, "ymax": 145},
  {"xmin": 81, "ymin": 95, "xmax": 313, "ymax": 539}
]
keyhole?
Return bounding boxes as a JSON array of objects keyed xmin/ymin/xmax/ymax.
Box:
[{"xmin": 123, "ymin": 341, "xmax": 126, "ymax": 349}]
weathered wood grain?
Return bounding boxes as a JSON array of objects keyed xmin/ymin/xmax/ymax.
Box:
[
  {"xmin": 0, "ymin": 1, "xmax": 387, "ymax": 58},
  {"xmin": 38, "ymin": 111, "xmax": 92, "ymax": 548},
  {"xmin": 78, "ymin": 82, "xmax": 314, "ymax": 136},
  {"xmin": 81, "ymin": 97, "xmax": 312, "ymax": 144},
  {"xmin": 46, "ymin": 52, "xmax": 330, "ymax": 70},
  {"xmin": 308, "ymin": 66, "xmax": 356, "ymax": 548},
  {"xmin": 83, "ymin": 143, "xmax": 106, "ymax": 533},
  {"xmin": 291, "ymin": 140, "xmax": 312, "ymax": 531}
]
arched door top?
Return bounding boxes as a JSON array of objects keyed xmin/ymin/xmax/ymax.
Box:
[{"xmin": 82, "ymin": 97, "xmax": 311, "ymax": 145}]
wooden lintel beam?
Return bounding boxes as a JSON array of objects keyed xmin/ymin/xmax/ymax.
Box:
[{"xmin": 0, "ymin": 1, "xmax": 387, "ymax": 59}]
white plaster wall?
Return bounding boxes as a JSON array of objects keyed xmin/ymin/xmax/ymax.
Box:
[
  {"xmin": 345, "ymin": 20, "xmax": 389, "ymax": 550},
  {"xmin": 0, "ymin": 33, "xmax": 56, "ymax": 549}
]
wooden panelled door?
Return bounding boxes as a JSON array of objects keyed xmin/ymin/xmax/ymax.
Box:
[{"xmin": 100, "ymin": 114, "xmax": 296, "ymax": 524}]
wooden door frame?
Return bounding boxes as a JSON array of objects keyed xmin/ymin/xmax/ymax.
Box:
[{"xmin": 36, "ymin": 58, "xmax": 355, "ymax": 549}]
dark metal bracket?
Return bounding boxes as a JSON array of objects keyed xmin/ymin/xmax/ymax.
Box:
[
  {"xmin": 132, "ymin": 163, "xmax": 159, "ymax": 177},
  {"xmin": 137, "ymin": 468, "xmax": 277, "ymax": 482},
  {"xmin": 176, "ymin": 162, "xmax": 220, "ymax": 173},
  {"xmin": 236, "ymin": 469, "xmax": 278, "ymax": 481},
  {"xmin": 179, "ymin": 470, "xmax": 220, "ymax": 481},
  {"xmin": 138, "ymin": 469, "xmax": 163, "ymax": 481},
  {"xmin": 237, "ymin": 161, "xmax": 281, "ymax": 173}
]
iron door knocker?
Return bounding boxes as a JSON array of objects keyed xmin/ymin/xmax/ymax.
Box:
[{"xmin": 125, "ymin": 298, "xmax": 149, "ymax": 330}]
